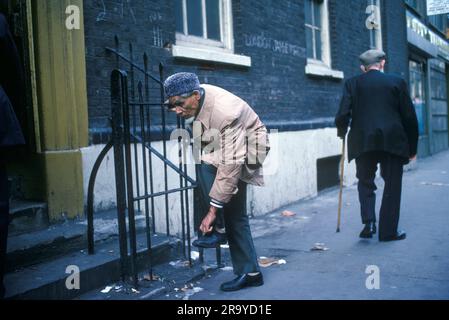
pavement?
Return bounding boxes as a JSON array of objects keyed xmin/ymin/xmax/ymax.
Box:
[{"xmin": 81, "ymin": 150, "xmax": 449, "ymax": 300}]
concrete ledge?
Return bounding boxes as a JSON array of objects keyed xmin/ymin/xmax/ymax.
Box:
[
  {"xmin": 172, "ymin": 45, "xmax": 251, "ymax": 67},
  {"xmin": 305, "ymin": 63, "xmax": 344, "ymax": 80},
  {"xmin": 88, "ymin": 120, "xmax": 336, "ymax": 145},
  {"xmin": 265, "ymin": 118, "xmax": 335, "ymax": 132}
]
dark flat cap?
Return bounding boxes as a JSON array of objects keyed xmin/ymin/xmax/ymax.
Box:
[
  {"xmin": 359, "ymin": 49, "xmax": 386, "ymax": 66},
  {"xmin": 164, "ymin": 72, "xmax": 201, "ymax": 98}
]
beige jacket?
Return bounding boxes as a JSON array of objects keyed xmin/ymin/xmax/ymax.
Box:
[{"xmin": 194, "ymin": 84, "xmax": 270, "ymax": 204}]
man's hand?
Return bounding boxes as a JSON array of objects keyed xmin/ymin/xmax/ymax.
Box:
[
  {"xmin": 199, "ymin": 206, "xmax": 217, "ymax": 235},
  {"xmin": 409, "ymin": 154, "xmax": 417, "ymax": 161}
]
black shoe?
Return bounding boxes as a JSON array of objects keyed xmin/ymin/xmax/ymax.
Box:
[
  {"xmin": 192, "ymin": 231, "xmax": 227, "ymax": 248},
  {"xmin": 359, "ymin": 222, "xmax": 377, "ymax": 238},
  {"xmin": 379, "ymin": 230, "xmax": 406, "ymax": 242},
  {"xmin": 220, "ymin": 273, "xmax": 264, "ymax": 292}
]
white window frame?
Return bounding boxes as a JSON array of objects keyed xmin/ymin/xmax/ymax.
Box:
[
  {"xmin": 176, "ymin": 0, "xmax": 230, "ymax": 51},
  {"xmin": 305, "ymin": 0, "xmax": 321, "ymax": 61},
  {"xmin": 367, "ymin": 0, "xmax": 383, "ymax": 50},
  {"xmin": 305, "ymin": 0, "xmax": 344, "ymax": 79},
  {"xmin": 173, "ymin": 0, "xmax": 251, "ymax": 67}
]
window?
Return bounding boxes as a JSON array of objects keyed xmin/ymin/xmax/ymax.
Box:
[
  {"xmin": 304, "ymin": 0, "xmax": 343, "ymax": 79},
  {"xmin": 366, "ymin": 0, "xmax": 383, "ymax": 50},
  {"xmin": 405, "ymin": 0, "xmax": 427, "ymax": 17},
  {"xmin": 305, "ymin": 0, "xmax": 323, "ymax": 61},
  {"xmin": 175, "ymin": 0, "xmax": 223, "ymax": 46},
  {"xmin": 429, "ymin": 14, "xmax": 448, "ymax": 35},
  {"xmin": 409, "ymin": 60, "xmax": 428, "ymax": 136},
  {"xmin": 173, "ymin": 0, "xmax": 250, "ymax": 67},
  {"xmin": 430, "ymin": 62, "xmax": 447, "ymax": 101}
]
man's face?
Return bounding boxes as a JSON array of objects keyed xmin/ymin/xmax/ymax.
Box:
[{"xmin": 168, "ymin": 91, "xmax": 201, "ymax": 119}]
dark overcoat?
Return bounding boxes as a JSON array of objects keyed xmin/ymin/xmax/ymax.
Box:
[{"xmin": 335, "ymin": 70, "xmax": 419, "ymax": 163}]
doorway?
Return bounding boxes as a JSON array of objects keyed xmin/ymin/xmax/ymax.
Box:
[{"xmin": 2, "ymin": 0, "xmax": 44, "ymax": 202}]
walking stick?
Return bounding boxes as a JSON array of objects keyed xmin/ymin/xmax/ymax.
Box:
[{"xmin": 336, "ymin": 136, "xmax": 346, "ymax": 233}]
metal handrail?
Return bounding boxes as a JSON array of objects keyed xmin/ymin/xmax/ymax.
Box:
[
  {"xmin": 131, "ymin": 134, "xmax": 196, "ymax": 185},
  {"xmin": 105, "ymin": 47, "xmax": 161, "ymax": 84},
  {"xmin": 86, "ymin": 140, "xmax": 113, "ymax": 254}
]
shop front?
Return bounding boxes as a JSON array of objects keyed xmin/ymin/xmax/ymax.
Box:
[{"xmin": 407, "ymin": 9, "xmax": 449, "ymax": 157}]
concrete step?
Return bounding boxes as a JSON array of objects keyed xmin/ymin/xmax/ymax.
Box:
[
  {"xmin": 8, "ymin": 201, "xmax": 49, "ymax": 236},
  {"xmin": 4, "ymin": 231, "xmax": 183, "ymax": 300},
  {"xmin": 6, "ymin": 209, "xmax": 156, "ymax": 273}
]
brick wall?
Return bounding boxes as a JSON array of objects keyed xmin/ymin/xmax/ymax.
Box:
[
  {"xmin": 84, "ymin": 0, "xmax": 409, "ymax": 143},
  {"xmin": 381, "ymin": 0, "xmax": 409, "ymax": 79}
]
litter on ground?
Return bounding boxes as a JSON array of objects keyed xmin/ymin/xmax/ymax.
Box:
[
  {"xmin": 169, "ymin": 260, "xmax": 190, "ymax": 268},
  {"xmin": 282, "ymin": 210, "xmax": 296, "ymax": 217},
  {"xmin": 101, "ymin": 286, "xmax": 113, "ymax": 293},
  {"xmin": 220, "ymin": 266, "xmax": 233, "ymax": 271},
  {"xmin": 182, "ymin": 287, "xmax": 204, "ymax": 300},
  {"xmin": 258, "ymin": 257, "xmax": 287, "ymax": 267},
  {"xmin": 311, "ymin": 243, "xmax": 329, "ymax": 251},
  {"xmin": 191, "ymin": 251, "xmax": 200, "ymax": 260},
  {"xmin": 143, "ymin": 273, "xmax": 160, "ymax": 281},
  {"xmin": 421, "ymin": 181, "xmax": 449, "ymax": 187}
]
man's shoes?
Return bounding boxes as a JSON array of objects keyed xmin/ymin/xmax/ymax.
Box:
[
  {"xmin": 220, "ymin": 273, "xmax": 264, "ymax": 292},
  {"xmin": 379, "ymin": 230, "xmax": 406, "ymax": 242},
  {"xmin": 192, "ymin": 230, "xmax": 227, "ymax": 248},
  {"xmin": 359, "ymin": 222, "xmax": 377, "ymax": 238}
]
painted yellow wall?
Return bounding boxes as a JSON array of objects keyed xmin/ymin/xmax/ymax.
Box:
[{"xmin": 30, "ymin": 0, "xmax": 88, "ymax": 220}]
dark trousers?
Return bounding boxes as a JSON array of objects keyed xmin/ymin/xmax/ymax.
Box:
[
  {"xmin": 0, "ymin": 160, "xmax": 8, "ymax": 298},
  {"xmin": 355, "ymin": 151, "xmax": 404, "ymax": 239},
  {"xmin": 196, "ymin": 164, "xmax": 225, "ymax": 229},
  {"xmin": 196, "ymin": 163, "xmax": 260, "ymax": 275}
]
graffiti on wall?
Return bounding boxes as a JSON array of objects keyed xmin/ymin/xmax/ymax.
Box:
[
  {"xmin": 243, "ymin": 33, "xmax": 305, "ymax": 58},
  {"xmin": 96, "ymin": 0, "xmax": 137, "ymax": 24}
]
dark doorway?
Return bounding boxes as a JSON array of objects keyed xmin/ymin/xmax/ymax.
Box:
[
  {"xmin": 2, "ymin": 0, "xmax": 35, "ymax": 151},
  {"xmin": 2, "ymin": 0, "xmax": 44, "ymax": 202},
  {"xmin": 317, "ymin": 155, "xmax": 340, "ymax": 192}
]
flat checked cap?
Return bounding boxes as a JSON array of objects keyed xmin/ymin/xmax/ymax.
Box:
[
  {"xmin": 164, "ymin": 72, "xmax": 201, "ymax": 98},
  {"xmin": 359, "ymin": 49, "xmax": 386, "ymax": 66}
]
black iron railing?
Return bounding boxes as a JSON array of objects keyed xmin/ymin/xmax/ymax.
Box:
[{"xmin": 86, "ymin": 37, "xmax": 197, "ymax": 286}]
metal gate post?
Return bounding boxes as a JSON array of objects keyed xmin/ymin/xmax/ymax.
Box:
[{"xmin": 111, "ymin": 69, "xmax": 130, "ymax": 281}]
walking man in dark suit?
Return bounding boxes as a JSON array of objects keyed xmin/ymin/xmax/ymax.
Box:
[
  {"xmin": 0, "ymin": 11, "xmax": 26, "ymax": 299},
  {"xmin": 335, "ymin": 50, "xmax": 419, "ymax": 242}
]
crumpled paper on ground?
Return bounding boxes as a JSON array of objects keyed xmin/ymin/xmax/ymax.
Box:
[
  {"xmin": 143, "ymin": 273, "xmax": 160, "ymax": 281},
  {"xmin": 191, "ymin": 251, "xmax": 200, "ymax": 260},
  {"xmin": 169, "ymin": 260, "xmax": 190, "ymax": 268},
  {"xmin": 282, "ymin": 210, "xmax": 296, "ymax": 217},
  {"xmin": 421, "ymin": 181, "xmax": 449, "ymax": 187},
  {"xmin": 310, "ymin": 243, "xmax": 329, "ymax": 251},
  {"xmin": 182, "ymin": 287, "xmax": 203, "ymax": 300},
  {"xmin": 101, "ymin": 286, "xmax": 113, "ymax": 293},
  {"xmin": 258, "ymin": 257, "xmax": 287, "ymax": 267}
]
